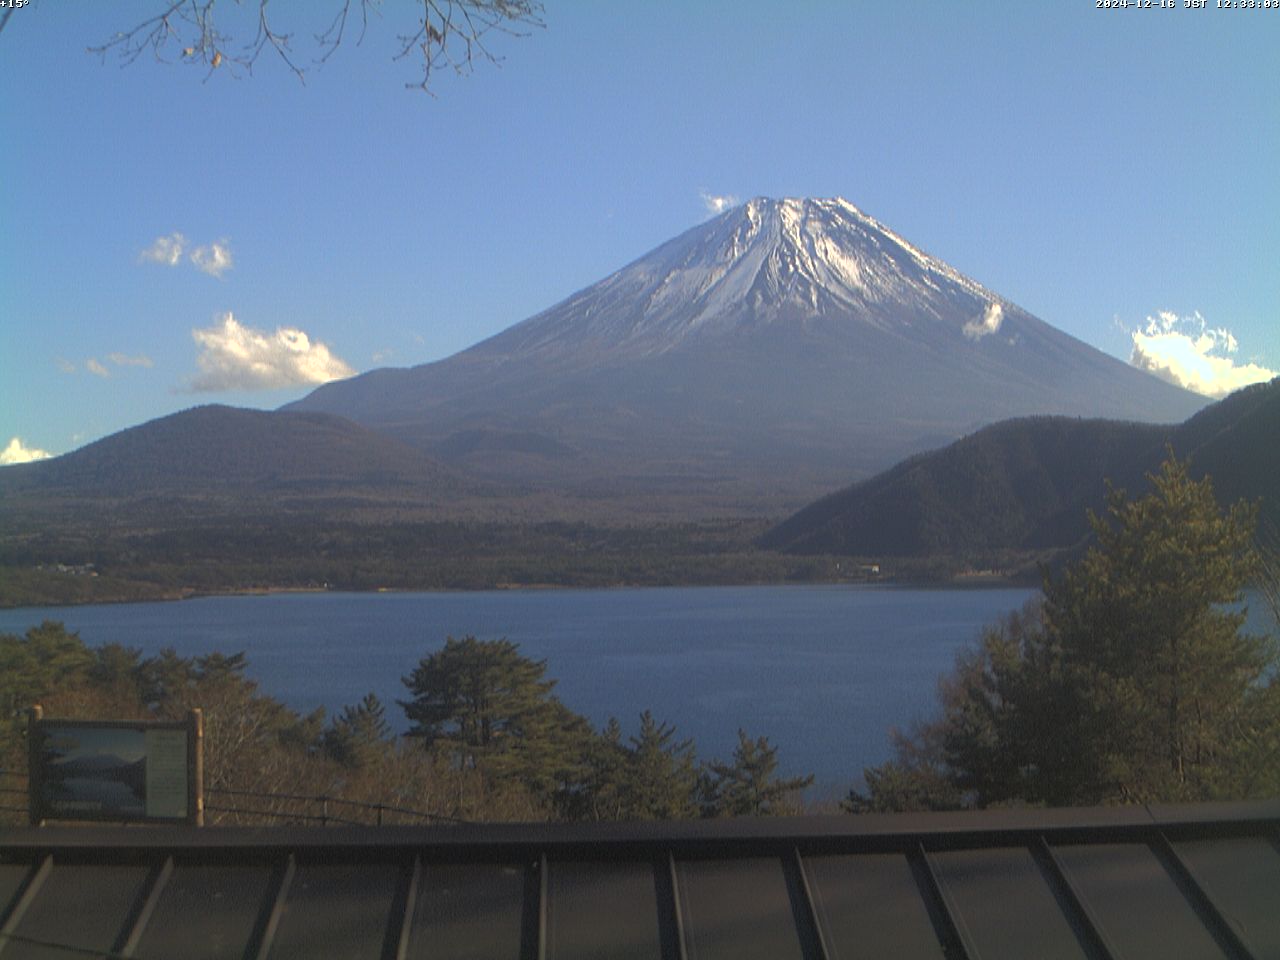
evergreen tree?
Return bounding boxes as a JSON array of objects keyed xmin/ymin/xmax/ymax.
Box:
[
  {"xmin": 400, "ymin": 636, "xmax": 593, "ymax": 805},
  {"xmin": 856, "ymin": 453, "xmax": 1279, "ymax": 809},
  {"xmin": 0, "ymin": 621, "xmax": 94, "ymax": 718},
  {"xmin": 622, "ymin": 711, "xmax": 699, "ymax": 819},
  {"xmin": 574, "ymin": 718, "xmax": 631, "ymax": 820},
  {"xmin": 570, "ymin": 713, "xmax": 703, "ymax": 820},
  {"xmin": 1039, "ymin": 455, "xmax": 1272, "ymax": 802},
  {"xmin": 700, "ymin": 730, "xmax": 813, "ymax": 817},
  {"xmin": 843, "ymin": 722, "xmax": 964, "ymax": 814},
  {"xmin": 323, "ymin": 693, "xmax": 393, "ymax": 769}
]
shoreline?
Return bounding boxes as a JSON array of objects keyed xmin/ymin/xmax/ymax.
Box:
[{"xmin": 0, "ymin": 569, "xmax": 1038, "ymax": 613}]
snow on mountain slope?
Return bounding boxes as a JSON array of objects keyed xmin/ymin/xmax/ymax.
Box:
[
  {"xmin": 479, "ymin": 197, "xmax": 1002, "ymax": 360},
  {"xmin": 287, "ymin": 198, "xmax": 1208, "ymax": 514}
]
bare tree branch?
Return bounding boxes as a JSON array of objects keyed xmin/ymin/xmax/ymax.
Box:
[
  {"xmin": 85, "ymin": 0, "xmax": 543, "ymax": 93},
  {"xmin": 247, "ymin": 2, "xmax": 306, "ymax": 84},
  {"xmin": 394, "ymin": 0, "xmax": 543, "ymax": 93},
  {"xmin": 1255, "ymin": 517, "xmax": 1280, "ymax": 634},
  {"xmin": 316, "ymin": 0, "xmax": 373, "ymax": 67}
]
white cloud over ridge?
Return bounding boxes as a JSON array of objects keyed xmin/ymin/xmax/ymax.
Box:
[
  {"xmin": 701, "ymin": 191, "xmax": 739, "ymax": 216},
  {"xmin": 1129, "ymin": 310, "xmax": 1276, "ymax": 399},
  {"xmin": 1, "ymin": 437, "xmax": 52, "ymax": 465},
  {"xmin": 963, "ymin": 302, "xmax": 1004, "ymax": 341},
  {"xmin": 190, "ymin": 312, "xmax": 355, "ymax": 392}
]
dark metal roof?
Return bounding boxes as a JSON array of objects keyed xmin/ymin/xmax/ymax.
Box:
[{"xmin": 1, "ymin": 801, "xmax": 1278, "ymax": 959}]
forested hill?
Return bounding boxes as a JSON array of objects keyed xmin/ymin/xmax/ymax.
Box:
[
  {"xmin": 762, "ymin": 378, "xmax": 1280, "ymax": 557},
  {"xmin": 0, "ymin": 405, "xmax": 468, "ymax": 498}
]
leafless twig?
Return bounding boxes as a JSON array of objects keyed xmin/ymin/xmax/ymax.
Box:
[
  {"xmin": 84, "ymin": 0, "xmax": 542, "ymax": 93},
  {"xmin": 395, "ymin": 0, "xmax": 543, "ymax": 93},
  {"xmin": 316, "ymin": 0, "xmax": 374, "ymax": 66},
  {"xmin": 247, "ymin": 2, "xmax": 306, "ymax": 84}
]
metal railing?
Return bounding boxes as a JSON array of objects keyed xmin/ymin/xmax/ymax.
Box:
[
  {"xmin": 0, "ymin": 769, "xmax": 469, "ymax": 827},
  {"xmin": 203, "ymin": 786, "xmax": 469, "ymax": 826},
  {"xmin": 0, "ymin": 767, "xmax": 28, "ymax": 817}
]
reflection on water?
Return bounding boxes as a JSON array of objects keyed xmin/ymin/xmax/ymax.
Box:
[{"xmin": 47, "ymin": 777, "xmax": 145, "ymax": 816}]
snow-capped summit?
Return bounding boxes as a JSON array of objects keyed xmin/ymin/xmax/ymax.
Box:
[
  {"xmin": 287, "ymin": 197, "xmax": 1207, "ymax": 514},
  {"xmin": 484, "ymin": 197, "xmax": 1002, "ymax": 360}
]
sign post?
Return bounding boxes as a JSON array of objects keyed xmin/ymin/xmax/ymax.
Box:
[{"xmin": 28, "ymin": 708, "xmax": 204, "ymax": 827}]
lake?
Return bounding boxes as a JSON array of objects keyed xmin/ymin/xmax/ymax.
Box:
[{"xmin": 2, "ymin": 585, "xmax": 1272, "ymax": 794}]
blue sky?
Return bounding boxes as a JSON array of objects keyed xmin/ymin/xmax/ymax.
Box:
[{"xmin": 2, "ymin": 2, "xmax": 1276, "ymax": 462}]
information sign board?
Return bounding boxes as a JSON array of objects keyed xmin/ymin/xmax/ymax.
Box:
[{"xmin": 28, "ymin": 709, "xmax": 203, "ymax": 826}]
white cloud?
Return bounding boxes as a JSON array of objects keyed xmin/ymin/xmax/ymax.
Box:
[
  {"xmin": 60, "ymin": 354, "xmax": 153, "ymax": 377},
  {"xmin": 700, "ymin": 190, "xmax": 739, "ymax": 216},
  {"xmin": 963, "ymin": 302, "xmax": 1004, "ymax": 341},
  {"xmin": 107, "ymin": 352, "xmax": 154, "ymax": 368},
  {"xmin": 1, "ymin": 437, "xmax": 53, "ymax": 465},
  {"xmin": 1129, "ymin": 310, "xmax": 1276, "ymax": 399},
  {"xmin": 190, "ymin": 312, "xmax": 356, "ymax": 391},
  {"xmin": 140, "ymin": 232, "xmax": 233, "ymax": 277},
  {"xmin": 190, "ymin": 241, "xmax": 234, "ymax": 278},
  {"xmin": 140, "ymin": 232, "xmax": 187, "ymax": 266}
]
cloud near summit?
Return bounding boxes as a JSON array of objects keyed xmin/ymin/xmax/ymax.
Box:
[
  {"xmin": 700, "ymin": 191, "xmax": 739, "ymax": 216},
  {"xmin": 190, "ymin": 313, "xmax": 355, "ymax": 392},
  {"xmin": 1128, "ymin": 311, "xmax": 1276, "ymax": 398}
]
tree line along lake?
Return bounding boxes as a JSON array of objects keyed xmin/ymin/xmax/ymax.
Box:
[{"xmin": 2, "ymin": 584, "xmax": 1273, "ymax": 794}]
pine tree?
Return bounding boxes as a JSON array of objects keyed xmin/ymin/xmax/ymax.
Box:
[
  {"xmin": 856, "ymin": 453, "xmax": 1280, "ymax": 809},
  {"xmin": 323, "ymin": 693, "xmax": 393, "ymax": 769},
  {"xmin": 700, "ymin": 730, "xmax": 814, "ymax": 817},
  {"xmin": 400, "ymin": 636, "xmax": 593, "ymax": 805},
  {"xmin": 623, "ymin": 711, "xmax": 699, "ymax": 819},
  {"xmin": 1040, "ymin": 454, "xmax": 1272, "ymax": 802}
]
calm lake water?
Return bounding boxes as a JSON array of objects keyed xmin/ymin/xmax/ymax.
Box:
[{"xmin": 3, "ymin": 585, "xmax": 1272, "ymax": 793}]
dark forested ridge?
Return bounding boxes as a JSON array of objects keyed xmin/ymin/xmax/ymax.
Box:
[
  {"xmin": 762, "ymin": 417, "xmax": 1167, "ymax": 556},
  {"xmin": 0, "ymin": 405, "xmax": 468, "ymax": 499},
  {"xmin": 1, "ymin": 385, "xmax": 1273, "ymax": 607},
  {"xmin": 0, "ymin": 513, "xmax": 855, "ymax": 608},
  {"xmin": 764, "ymin": 378, "xmax": 1280, "ymax": 558}
]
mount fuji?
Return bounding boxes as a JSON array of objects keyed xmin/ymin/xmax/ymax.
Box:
[{"xmin": 288, "ymin": 198, "xmax": 1207, "ymax": 513}]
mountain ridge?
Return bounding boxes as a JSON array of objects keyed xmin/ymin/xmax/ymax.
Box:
[
  {"xmin": 0, "ymin": 405, "xmax": 468, "ymax": 500},
  {"xmin": 288, "ymin": 197, "xmax": 1207, "ymax": 512},
  {"xmin": 762, "ymin": 378, "xmax": 1280, "ymax": 558}
]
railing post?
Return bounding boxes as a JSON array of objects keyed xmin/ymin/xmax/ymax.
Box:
[
  {"xmin": 189, "ymin": 708, "xmax": 204, "ymax": 827},
  {"xmin": 27, "ymin": 704, "xmax": 43, "ymax": 827}
]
